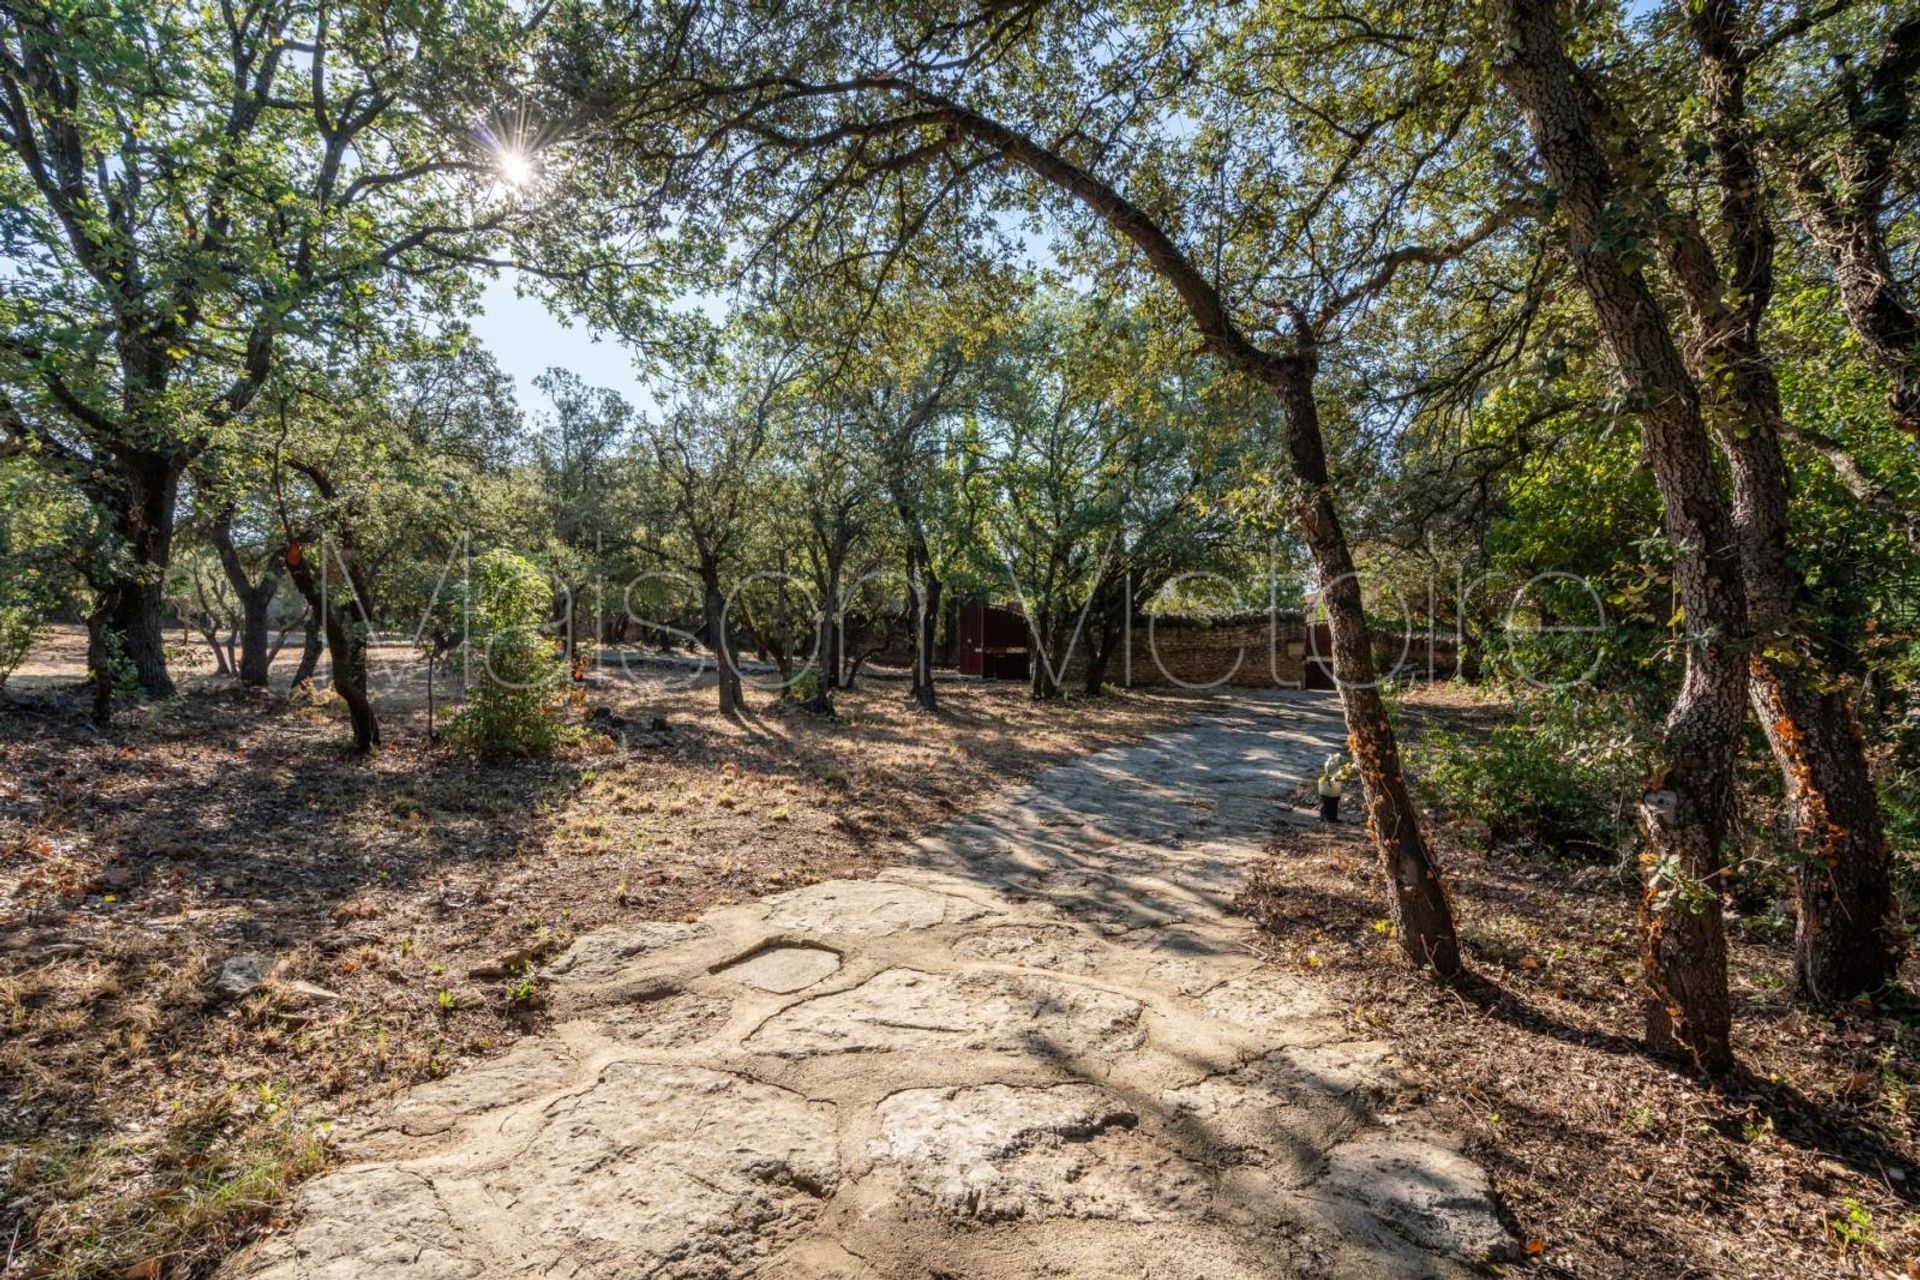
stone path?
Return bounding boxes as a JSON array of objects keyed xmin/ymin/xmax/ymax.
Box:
[{"xmin": 227, "ymin": 693, "xmax": 1510, "ymax": 1280}]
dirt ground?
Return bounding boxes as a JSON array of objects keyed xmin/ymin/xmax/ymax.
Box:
[
  {"xmin": 11, "ymin": 632, "xmax": 1917, "ymax": 1279},
  {"xmin": 1239, "ymin": 689, "xmax": 1920, "ymax": 1279},
  {"xmin": 0, "ymin": 626, "xmax": 1201, "ymax": 1279},
  {"xmin": 222, "ymin": 692, "xmax": 1516, "ymax": 1280},
  {"xmin": 1, "ymin": 624, "xmax": 94, "ymax": 691}
]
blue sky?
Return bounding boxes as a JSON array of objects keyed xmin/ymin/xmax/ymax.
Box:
[{"xmin": 468, "ymin": 269, "xmax": 652, "ymax": 411}]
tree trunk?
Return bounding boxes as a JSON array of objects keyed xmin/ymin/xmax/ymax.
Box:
[
  {"xmin": 815, "ymin": 547, "xmax": 849, "ymax": 694},
  {"xmin": 198, "ymin": 614, "xmax": 232, "ymax": 674},
  {"xmin": 1083, "ymin": 637, "xmax": 1112, "ymax": 696},
  {"xmin": 554, "ymin": 587, "xmax": 578, "ymax": 669},
  {"xmin": 1083, "ymin": 591, "xmax": 1124, "ymax": 696},
  {"xmin": 1784, "ymin": 126, "xmax": 1920, "ymax": 446},
  {"xmin": 237, "ymin": 592, "xmax": 273, "ymax": 686},
  {"xmin": 291, "ymin": 610, "xmax": 323, "ymax": 687},
  {"xmin": 1029, "ymin": 611, "xmax": 1065, "ymax": 700},
  {"xmin": 1663, "ymin": 3, "xmax": 1904, "ymax": 1001},
  {"xmin": 701, "ymin": 565, "xmax": 743, "ymax": 716},
  {"xmin": 1497, "ymin": 0, "xmax": 1748, "ymax": 1072},
  {"xmin": 1276, "ymin": 367, "xmax": 1463, "ymax": 978},
  {"xmin": 90, "ymin": 450, "xmax": 182, "ymax": 709},
  {"xmin": 285, "ymin": 543, "xmax": 379, "ymax": 752},
  {"xmin": 1752, "ymin": 670, "xmax": 1903, "ymax": 998},
  {"xmin": 211, "ymin": 511, "xmax": 282, "ymax": 689},
  {"xmin": 905, "ymin": 573, "xmax": 926, "ymax": 704},
  {"xmin": 906, "ymin": 539, "xmax": 940, "ymax": 712},
  {"xmin": 816, "ymin": 588, "xmax": 837, "ymax": 698},
  {"xmin": 1453, "ymin": 596, "xmax": 1488, "ymax": 684},
  {"xmin": 777, "ymin": 551, "xmax": 795, "ymax": 677}
]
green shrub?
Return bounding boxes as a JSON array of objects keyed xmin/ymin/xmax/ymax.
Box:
[
  {"xmin": 783, "ymin": 667, "xmax": 837, "ymax": 717},
  {"xmin": 1882, "ymin": 768, "xmax": 1920, "ymax": 908},
  {"xmin": 0, "ymin": 602, "xmax": 42, "ymax": 689},
  {"xmin": 0, "ymin": 456, "xmax": 83, "ymax": 689},
  {"xmin": 449, "ymin": 550, "xmax": 572, "ymax": 760},
  {"xmin": 1415, "ymin": 694, "xmax": 1651, "ymax": 861},
  {"xmin": 787, "ymin": 666, "xmax": 821, "ymax": 701}
]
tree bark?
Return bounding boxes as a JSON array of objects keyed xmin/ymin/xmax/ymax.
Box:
[
  {"xmin": 192, "ymin": 611, "xmax": 232, "ymax": 674},
  {"xmin": 285, "ymin": 542, "xmax": 379, "ymax": 753},
  {"xmin": 85, "ymin": 608, "xmax": 112, "ymax": 726},
  {"xmin": 242, "ymin": 596, "xmax": 272, "ymax": 683},
  {"xmin": 89, "ymin": 449, "xmax": 182, "ymax": 711},
  {"xmin": 1083, "ymin": 633, "xmax": 1113, "ymax": 696},
  {"xmin": 1083, "ymin": 590, "xmax": 1124, "ymax": 696},
  {"xmin": 1496, "ymin": 0, "xmax": 1748, "ymax": 1072},
  {"xmin": 778, "ymin": 550, "xmax": 795, "ymax": 677},
  {"xmin": 1792, "ymin": 179, "xmax": 1920, "ymax": 445},
  {"xmin": 1276, "ymin": 366, "xmax": 1462, "ymax": 977},
  {"xmin": 815, "ymin": 555, "xmax": 843, "ymax": 701},
  {"xmin": 905, "ymin": 536, "xmax": 941, "ymax": 711},
  {"xmin": 1662, "ymin": 1, "xmax": 1903, "ymax": 1001},
  {"xmin": 291, "ymin": 609, "xmax": 323, "ymax": 688},
  {"xmin": 211, "ymin": 508, "xmax": 283, "ymax": 689},
  {"xmin": 919, "ymin": 578, "xmax": 942, "ymax": 709},
  {"xmin": 700, "ymin": 560, "xmax": 743, "ymax": 715},
  {"xmin": 1778, "ymin": 15, "xmax": 1920, "ymax": 447},
  {"xmin": 1029, "ymin": 610, "xmax": 1066, "ymax": 700}
]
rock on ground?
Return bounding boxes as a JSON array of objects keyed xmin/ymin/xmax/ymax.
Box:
[
  {"xmin": 225, "ymin": 693, "xmax": 1509, "ymax": 1280},
  {"xmin": 213, "ymin": 952, "xmax": 273, "ymax": 999}
]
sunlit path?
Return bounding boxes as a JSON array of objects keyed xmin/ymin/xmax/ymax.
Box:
[{"xmin": 226, "ymin": 694, "xmax": 1509, "ymax": 1280}]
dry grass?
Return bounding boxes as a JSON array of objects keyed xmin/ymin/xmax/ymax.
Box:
[
  {"xmin": 1, "ymin": 626, "xmax": 1200, "ymax": 1278},
  {"xmin": 1238, "ymin": 690, "xmax": 1920, "ymax": 1279},
  {"xmin": 9, "ymin": 1107, "xmax": 327, "ymax": 1280}
]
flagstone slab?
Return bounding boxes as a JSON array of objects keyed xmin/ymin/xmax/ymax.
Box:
[{"xmin": 223, "ymin": 693, "xmax": 1510, "ymax": 1280}]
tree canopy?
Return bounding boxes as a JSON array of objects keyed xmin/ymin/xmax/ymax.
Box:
[{"xmin": 4, "ymin": 0, "xmax": 1919, "ymax": 1081}]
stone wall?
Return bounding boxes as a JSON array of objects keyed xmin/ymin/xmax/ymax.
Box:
[
  {"xmin": 862, "ymin": 606, "xmax": 1461, "ymax": 689},
  {"xmin": 1082, "ymin": 611, "xmax": 1462, "ymax": 690},
  {"xmin": 1113, "ymin": 611, "xmax": 1310, "ymax": 689}
]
